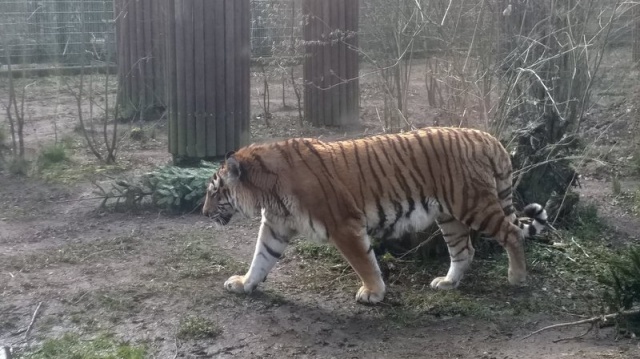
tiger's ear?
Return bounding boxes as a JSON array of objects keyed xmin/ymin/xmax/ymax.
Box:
[
  {"xmin": 225, "ymin": 155, "xmax": 241, "ymax": 182},
  {"xmin": 220, "ymin": 151, "xmax": 236, "ymax": 166}
]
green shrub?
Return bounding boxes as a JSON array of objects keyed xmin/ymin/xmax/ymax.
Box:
[
  {"xmin": 0, "ymin": 125, "xmax": 7, "ymax": 148},
  {"xmin": 129, "ymin": 127, "xmax": 145, "ymax": 141},
  {"xmin": 564, "ymin": 204, "xmax": 607, "ymax": 241},
  {"xmin": 599, "ymin": 246, "xmax": 640, "ymax": 312},
  {"xmin": 38, "ymin": 144, "xmax": 68, "ymax": 168},
  {"xmin": 7, "ymin": 158, "xmax": 29, "ymax": 175},
  {"xmin": 598, "ymin": 245, "xmax": 640, "ymax": 335},
  {"xmin": 632, "ymin": 148, "xmax": 640, "ymax": 175},
  {"xmin": 143, "ymin": 162, "xmax": 218, "ymax": 210}
]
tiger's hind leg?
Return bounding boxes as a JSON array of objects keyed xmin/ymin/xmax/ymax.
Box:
[
  {"xmin": 469, "ymin": 201, "xmax": 527, "ymax": 286},
  {"xmin": 331, "ymin": 224, "xmax": 386, "ymax": 304},
  {"xmin": 430, "ymin": 215, "xmax": 474, "ymax": 290}
]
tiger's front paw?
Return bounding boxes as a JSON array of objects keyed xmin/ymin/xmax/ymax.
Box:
[
  {"xmin": 508, "ymin": 269, "xmax": 527, "ymax": 286},
  {"xmin": 356, "ymin": 286, "xmax": 385, "ymax": 304},
  {"xmin": 430, "ymin": 276, "xmax": 459, "ymax": 290},
  {"xmin": 224, "ymin": 275, "xmax": 248, "ymax": 293}
]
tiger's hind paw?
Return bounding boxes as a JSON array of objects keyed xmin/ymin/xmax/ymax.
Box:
[
  {"xmin": 224, "ymin": 275, "xmax": 248, "ymax": 293},
  {"xmin": 430, "ymin": 277, "xmax": 459, "ymax": 290},
  {"xmin": 355, "ymin": 286, "xmax": 385, "ymax": 304}
]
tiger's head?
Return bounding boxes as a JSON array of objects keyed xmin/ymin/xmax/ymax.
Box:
[{"xmin": 202, "ymin": 151, "xmax": 244, "ymax": 225}]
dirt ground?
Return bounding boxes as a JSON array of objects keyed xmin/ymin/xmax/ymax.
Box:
[{"xmin": 1, "ymin": 48, "xmax": 640, "ymax": 358}]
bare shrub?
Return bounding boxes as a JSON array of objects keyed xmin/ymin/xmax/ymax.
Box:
[
  {"xmin": 359, "ymin": 0, "xmax": 427, "ymax": 131},
  {"xmin": 62, "ymin": 4, "xmax": 119, "ymax": 164},
  {"xmin": 251, "ymin": 0, "xmax": 304, "ymax": 126},
  {"xmin": 494, "ymin": 0, "xmax": 628, "ymax": 220},
  {"xmin": 1, "ymin": 34, "xmax": 30, "ymax": 174}
]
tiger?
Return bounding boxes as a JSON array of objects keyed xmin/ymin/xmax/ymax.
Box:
[{"xmin": 202, "ymin": 127, "xmax": 547, "ymax": 304}]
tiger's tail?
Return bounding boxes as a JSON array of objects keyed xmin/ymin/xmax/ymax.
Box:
[
  {"xmin": 518, "ymin": 203, "xmax": 548, "ymax": 238},
  {"xmin": 493, "ymin": 146, "xmax": 547, "ymax": 238}
]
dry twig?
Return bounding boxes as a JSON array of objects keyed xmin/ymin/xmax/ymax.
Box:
[
  {"xmin": 521, "ymin": 308, "xmax": 640, "ymax": 340},
  {"xmin": 24, "ymin": 301, "xmax": 43, "ymax": 339}
]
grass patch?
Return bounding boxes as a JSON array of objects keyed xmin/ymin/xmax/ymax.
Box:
[
  {"xmin": 563, "ymin": 203, "xmax": 608, "ymax": 241},
  {"xmin": 6, "ymin": 157, "xmax": 30, "ymax": 175},
  {"xmin": 19, "ymin": 333, "xmax": 146, "ymax": 359},
  {"xmin": 163, "ymin": 234, "xmax": 246, "ymax": 279},
  {"xmin": 39, "ymin": 160, "xmax": 128, "ymax": 184},
  {"xmin": 289, "ymin": 240, "xmax": 356, "ymax": 293},
  {"xmin": 286, "ymin": 206, "xmax": 627, "ymax": 324},
  {"xmin": 388, "ymin": 289, "xmax": 494, "ymax": 323},
  {"xmin": 610, "ymin": 184, "xmax": 640, "ymax": 217},
  {"xmin": 87, "ymin": 287, "xmax": 139, "ymax": 312},
  {"xmin": 634, "ymin": 188, "xmax": 640, "ymax": 216},
  {"xmin": 618, "ymin": 186, "xmax": 640, "ymax": 216},
  {"xmin": 3, "ymin": 234, "xmax": 141, "ymax": 272},
  {"xmin": 293, "ymin": 240, "xmax": 344, "ymax": 264},
  {"xmin": 177, "ymin": 316, "xmax": 222, "ymax": 340}
]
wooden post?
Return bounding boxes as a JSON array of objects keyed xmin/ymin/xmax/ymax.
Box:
[
  {"xmin": 302, "ymin": 0, "xmax": 359, "ymax": 127},
  {"xmin": 165, "ymin": 0, "xmax": 250, "ymax": 160},
  {"xmin": 114, "ymin": 0, "xmax": 165, "ymax": 119}
]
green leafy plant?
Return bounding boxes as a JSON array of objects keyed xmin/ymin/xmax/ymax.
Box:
[
  {"xmin": 143, "ymin": 162, "xmax": 217, "ymax": 210},
  {"xmin": 95, "ymin": 162, "xmax": 218, "ymax": 212}
]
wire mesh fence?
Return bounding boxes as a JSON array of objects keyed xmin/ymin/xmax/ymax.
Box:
[
  {"xmin": 0, "ymin": 0, "xmax": 307, "ymax": 69},
  {"xmin": 0, "ymin": 0, "xmax": 116, "ymax": 67},
  {"xmin": 0, "ymin": 0, "xmax": 638, "ymax": 70}
]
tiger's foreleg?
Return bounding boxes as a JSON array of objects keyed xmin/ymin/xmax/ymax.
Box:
[
  {"xmin": 224, "ymin": 213, "xmax": 290, "ymax": 294},
  {"xmin": 430, "ymin": 215, "xmax": 474, "ymax": 290},
  {"xmin": 331, "ymin": 226, "xmax": 386, "ymax": 304}
]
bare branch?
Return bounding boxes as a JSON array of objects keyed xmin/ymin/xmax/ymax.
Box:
[{"xmin": 521, "ymin": 308, "xmax": 640, "ymax": 340}]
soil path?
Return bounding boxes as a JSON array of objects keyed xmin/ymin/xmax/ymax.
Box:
[{"xmin": 1, "ymin": 174, "xmax": 639, "ymax": 358}]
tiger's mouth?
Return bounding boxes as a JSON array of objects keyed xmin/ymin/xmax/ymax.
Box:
[{"xmin": 211, "ymin": 212, "xmax": 234, "ymax": 226}]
